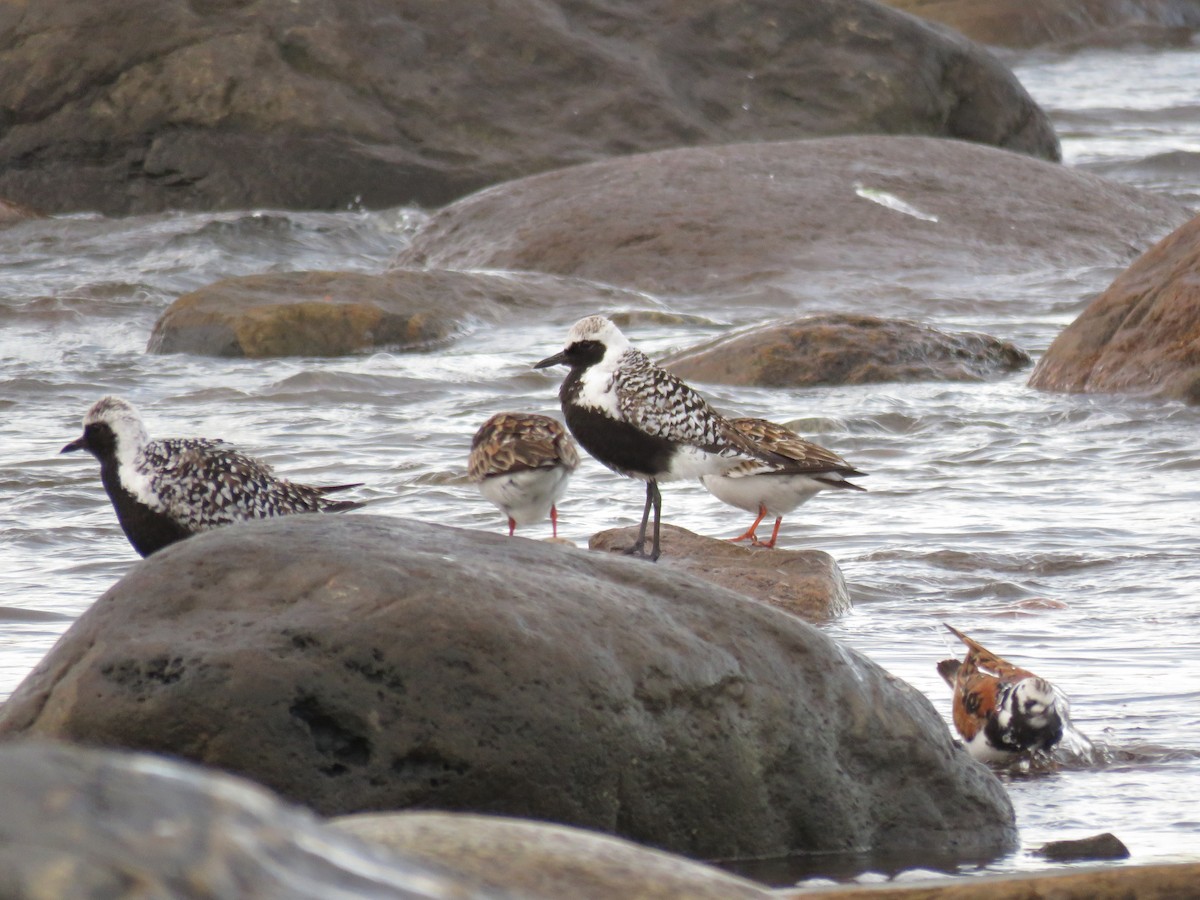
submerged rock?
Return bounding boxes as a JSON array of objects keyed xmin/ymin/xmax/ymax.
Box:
[
  {"xmin": 1036, "ymin": 832, "xmax": 1130, "ymax": 862},
  {"xmin": 0, "ymin": 740, "xmax": 479, "ymax": 899},
  {"xmin": 660, "ymin": 315, "xmax": 1031, "ymax": 387},
  {"xmin": 147, "ymin": 268, "xmax": 653, "ymax": 357},
  {"xmin": 1028, "ymin": 214, "xmax": 1200, "ymax": 403},
  {"xmin": 589, "ymin": 524, "xmax": 851, "ymax": 622},
  {"xmin": 0, "ymin": 515, "xmax": 1015, "ymax": 864},
  {"xmin": 395, "ymin": 136, "xmax": 1187, "ymax": 307},
  {"xmin": 0, "ymin": 0, "xmax": 1056, "ymax": 215}
]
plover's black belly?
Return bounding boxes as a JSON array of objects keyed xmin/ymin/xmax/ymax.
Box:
[
  {"xmin": 564, "ymin": 404, "xmax": 676, "ymax": 479},
  {"xmin": 100, "ymin": 465, "xmax": 192, "ymax": 557}
]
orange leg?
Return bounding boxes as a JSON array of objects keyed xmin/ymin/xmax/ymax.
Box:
[
  {"xmin": 550, "ymin": 505, "xmax": 559, "ymax": 538},
  {"xmin": 760, "ymin": 516, "xmax": 784, "ymax": 549},
  {"xmin": 507, "ymin": 517, "xmax": 516, "ymax": 537},
  {"xmin": 728, "ymin": 505, "xmax": 768, "ymax": 544}
]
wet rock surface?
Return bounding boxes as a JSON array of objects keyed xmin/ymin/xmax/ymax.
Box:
[
  {"xmin": 660, "ymin": 315, "xmax": 1031, "ymax": 387},
  {"xmin": 1028, "ymin": 214, "xmax": 1200, "ymax": 404},
  {"xmin": 395, "ymin": 136, "xmax": 1187, "ymax": 307},
  {"xmin": 1035, "ymin": 832, "xmax": 1131, "ymax": 862},
  {"xmin": 0, "ymin": 515, "xmax": 1015, "ymax": 863},
  {"xmin": 146, "ymin": 268, "xmax": 653, "ymax": 358},
  {"xmin": 589, "ymin": 524, "xmax": 852, "ymax": 623},
  {"xmin": 0, "ymin": 0, "xmax": 1057, "ymax": 215}
]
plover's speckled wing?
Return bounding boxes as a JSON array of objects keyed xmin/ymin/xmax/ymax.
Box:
[
  {"xmin": 147, "ymin": 437, "xmax": 352, "ymax": 530},
  {"xmin": 468, "ymin": 412, "xmax": 579, "ymax": 482}
]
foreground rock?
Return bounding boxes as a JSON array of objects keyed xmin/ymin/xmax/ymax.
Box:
[
  {"xmin": 0, "ymin": 740, "xmax": 476, "ymax": 900},
  {"xmin": 661, "ymin": 315, "xmax": 1030, "ymax": 387},
  {"xmin": 883, "ymin": 0, "xmax": 1200, "ymax": 49},
  {"xmin": 147, "ymin": 268, "xmax": 654, "ymax": 357},
  {"xmin": 590, "ymin": 525, "xmax": 851, "ymax": 622},
  {"xmin": 396, "ymin": 137, "xmax": 1187, "ymax": 309},
  {"xmin": 0, "ymin": 515, "xmax": 1015, "ymax": 863},
  {"xmin": 1028, "ymin": 214, "xmax": 1200, "ymax": 403},
  {"xmin": 336, "ymin": 812, "xmax": 769, "ymax": 900},
  {"xmin": 781, "ymin": 862, "xmax": 1200, "ymax": 899},
  {"xmin": 0, "ymin": 0, "xmax": 1057, "ymax": 215}
]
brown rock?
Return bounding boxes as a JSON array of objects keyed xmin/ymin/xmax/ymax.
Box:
[
  {"xmin": 660, "ymin": 315, "xmax": 1030, "ymax": 387},
  {"xmin": 396, "ymin": 137, "xmax": 1187, "ymax": 307},
  {"xmin": 881, "ymin": 0, "xmax": 1200, "ymax": 49},
  {"xmin": 0, "ymin": 515, "xmax": 1015, "ymax": 863},
  {"xmin": 0, "ymin": 0, "xmax": 1058, "ymax": 215},
  {"xmin": 0, "ymin": 198, "xmax": 40, "ymax": 225},
  {"xmin": 778, "ymin": 862, "xmax": 1200, "ymax": 899},
  {"xmin": 1036, "ymin": 832, "xmax": 1131, "ymax": 862},
  {"xmin": 1028, "ymin": 214, "xmax": 1200, "ymax": 404},
  {"xmin": 147, "ymin": 268, "xmax": 651, "ymax": 357},
  {"xmin": 335, "ymin": 812, "xmax": 771, "ymax": 900},
  {"xmin": 590, "ymin": 524, "xmax": 851, "ymax": 623}
]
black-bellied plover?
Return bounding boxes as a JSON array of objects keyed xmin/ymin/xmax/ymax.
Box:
[
  {"xmin": 61, "ymin": 396, "xmax": 363, "ymax": 557},
  {"xmin": 700, "ymin": 416, "xmax": 865, "ymax": 549},
  {"xmin": 937, "ymin": 624, "xmax": 1068, "ymax": 763},
  {"xmin": 468, "ymin": 411, "xmax": 579, "ymax": 538},
  {"xmin": 534, "ymin": 315, "xmax": 780, "ymax": 562}
]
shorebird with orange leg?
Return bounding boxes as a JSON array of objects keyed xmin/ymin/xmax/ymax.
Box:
[
  {"xmin": 701, "ymin": 416, "xmax": 866, "ymax": 548},
  {"xmin": 937, "ymin": 624, "xmax": 1068, "ymax": 764},
  {"xmin": 468, "ymin": 412, "xmax": 579, "ymax": 539}
]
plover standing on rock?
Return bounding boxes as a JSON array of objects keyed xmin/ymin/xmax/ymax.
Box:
[
  {"xmin": 61, "ymin": 396, "xmax": 363, "ymax": 557},
  {"xmin": 535, "ymin": 315, "xmax": 783, "ymax": 562},
  {"xmin": 468, "ymin": 411, "xmax": 579, "ymax": 538},
  {"xmin": 701, "ymin": 416, "xmax": 866, "ymax": 549}
]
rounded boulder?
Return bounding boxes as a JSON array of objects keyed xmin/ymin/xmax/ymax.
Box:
[{"xmin": 0, "ymin": 515, "xmax": 1015, "ymax": 863}]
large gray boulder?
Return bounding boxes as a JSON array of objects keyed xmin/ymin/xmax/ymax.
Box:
[
  {"xmin": 0, "ymin": 515, "xmax": 1015, "ymax": 864},
  {"xmin": 0, "ymin": 0, "xmax": 1057, "ymax": 214},
  {"xmin": 395, "ymin": 136, "xmax": 1189, "ymax": 308}
]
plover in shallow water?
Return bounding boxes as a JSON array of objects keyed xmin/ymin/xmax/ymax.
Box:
[
  {"xmin": 468, "ymin": 411, "xmax": 579, "ymax": 538},
  {"xmin": 534, "ymin": 315, "xmax": 782, "ymax": 561},
  {"xmin": 937, "ymin": 624, "xmax": 1068, "ymax": 763},
  {"xmin": 61, "ymin": 396, "xmax": 363, "ymax": 557},
  {"xmin": 701, "ymin": 416, "xmax": 866, "ymax": 549}
]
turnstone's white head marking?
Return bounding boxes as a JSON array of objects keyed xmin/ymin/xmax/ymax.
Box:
[
  {"xmin": 62, "ymin": 396, "xmax": 363, "ymax": 558},
  {"xmin": 468, "ymin": 411, "xmax": 580, "ymax": 538},
  {"xmin": 700, "ymin": 417, "xmax": 866, "ymax": 549},
  {"xmin": 937, "ymin": 624, "xmax": 1069, "ymax": 764},
  {"xmin": 534, "ymin": 316, "xmax": 781, "ymax": 562}
]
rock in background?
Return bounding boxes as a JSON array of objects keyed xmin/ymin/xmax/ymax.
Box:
[
  {"xmin": 1028, "ymin": 214, "xmax": 1200, "ymax": 404},
  {"xmin": 0, "ymin": 0, "xmax": 1058, "ymax": 215}
]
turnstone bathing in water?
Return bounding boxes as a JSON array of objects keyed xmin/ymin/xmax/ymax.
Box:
[
  {"xmin": 468, "ymin": 411, "xmax": 579, "ymax": 538},
  {"xmin": 61, "ymin": 396, "xmax": 363, "ymax": 557},
  {"xmin": 937, "ymin": 624, "xmax": 1067, "ymax": 763},
  {"xmin": 534, "ymin": 315, "xmax": 784, "ymax": 562},
  {"xmin": 700, "ymin": 416, "xmax": 866, "ymax": 548}
]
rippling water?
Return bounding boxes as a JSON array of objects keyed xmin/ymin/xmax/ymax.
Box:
[{"xmin": 3, "ymin": 45, "xmax": 1200, "ymax": 884}]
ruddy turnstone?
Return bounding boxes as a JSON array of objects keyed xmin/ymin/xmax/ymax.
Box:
[
  {"xmin": 61, "ymin": 396, "xmax": 363, "ymax": 557},
  {"xmin": 468, "ymin": 411, "xmax": 579, "ymax": 538},
  {"xmin": 700, "ymin": 416, "xmax": 866, "ymax": 548},
  {"xmin": 534, "ymin": 315, "xmax": 782, "ymax": 562},
  {"xmin": 937, "ymin": 624, "xmax": 1067, "ymax": 763}
]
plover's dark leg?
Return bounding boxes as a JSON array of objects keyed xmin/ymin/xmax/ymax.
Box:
[
  {"xmin": 648, "ymin": 480, "xmax": 663, "ymax": 562},
  {"xmin": 729, "ymin": 504, "xmax": 768, "ymax": 544},
  {"xmin": 550, "ymin": 504, "xmax": 559, "ymax": 538},
  {"xmin": 507, "ymin": 517, "xmax": 516, "ymax": 537},
  {"xmin": 627, "ymin": 480, "xmax": 656, "ymax": 557}
]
